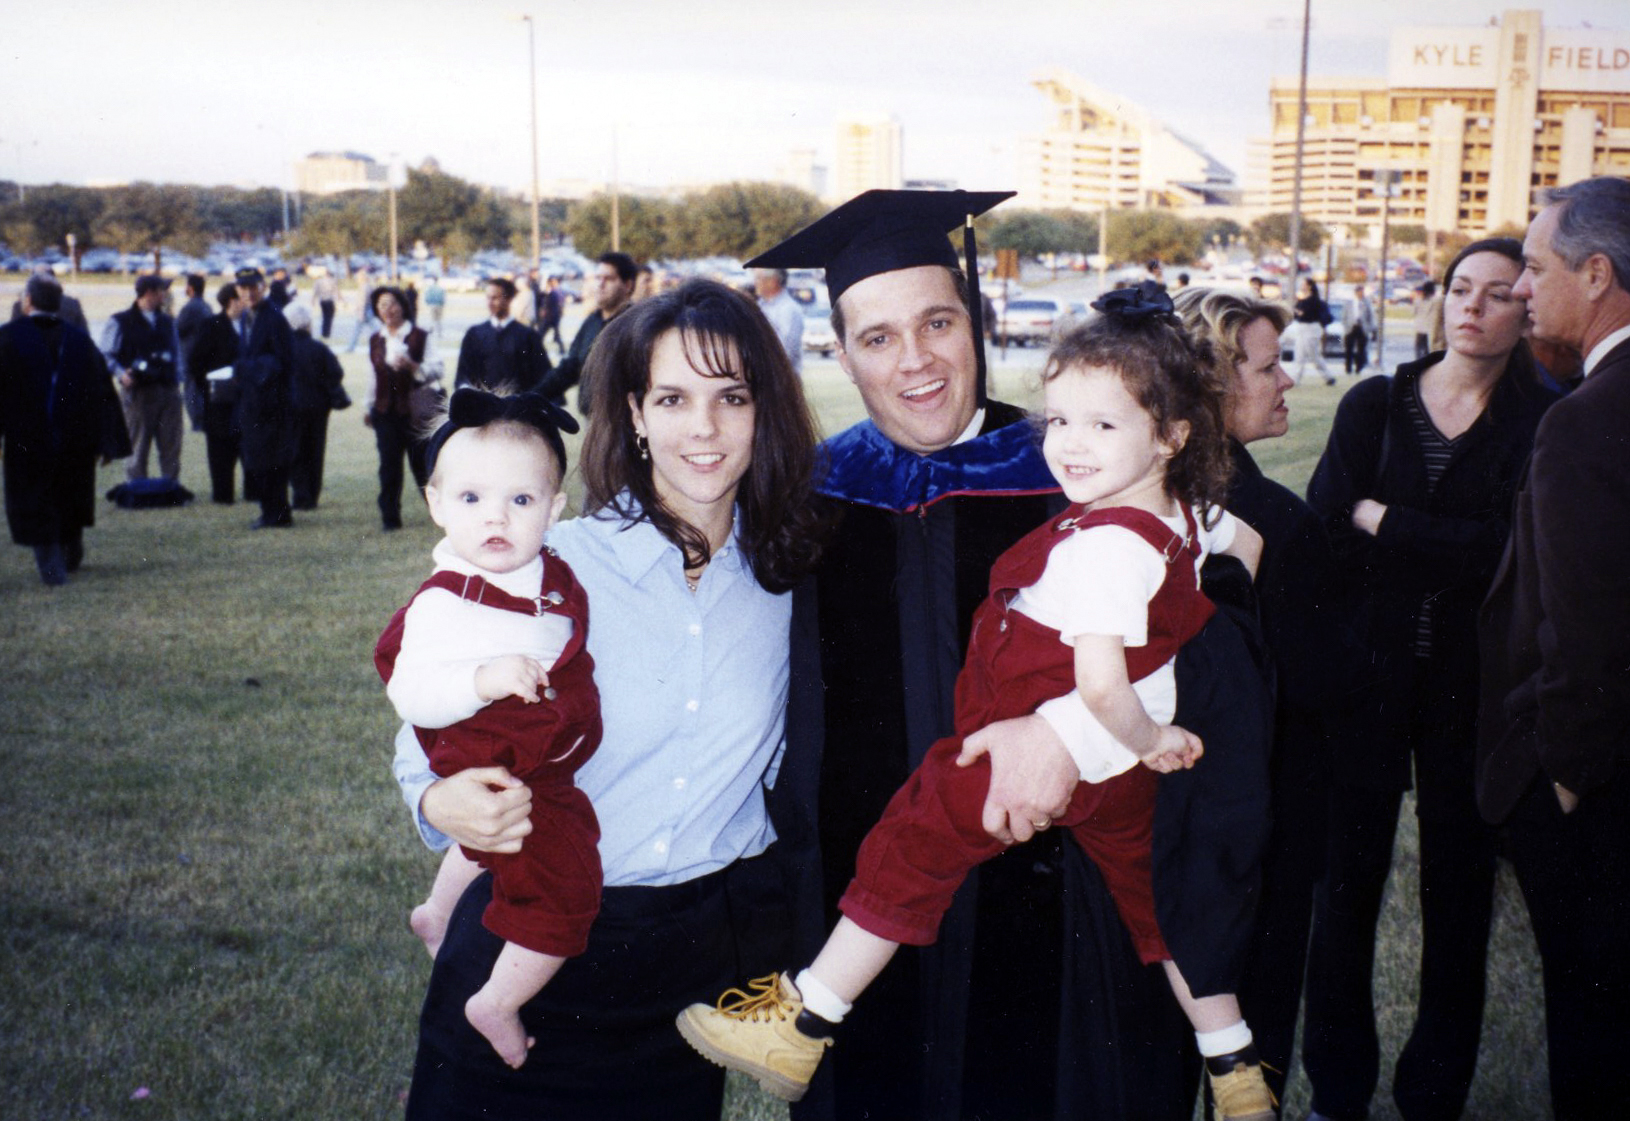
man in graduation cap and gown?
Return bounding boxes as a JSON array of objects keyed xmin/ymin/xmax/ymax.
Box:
[{"xmin": 759, "ymin": 190, "xmax": 1271, "ymax": 1121}]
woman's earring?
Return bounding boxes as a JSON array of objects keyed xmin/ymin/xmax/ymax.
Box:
[{"xmin": 635, "ymin": 433, "xmax": 649, "ymax": 461}]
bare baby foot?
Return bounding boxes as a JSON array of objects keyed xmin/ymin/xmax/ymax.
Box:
[{"xmin": 466, "ymin": 988, "xmax": 534, "ymax": 1069}]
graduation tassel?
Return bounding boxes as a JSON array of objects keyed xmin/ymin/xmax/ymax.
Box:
[{"xmin": 964, "ymin": 212, "xmax": 988, "ymax": 407}]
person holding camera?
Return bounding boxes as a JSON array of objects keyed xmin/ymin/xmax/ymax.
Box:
[{"xmin": 100, "ymin": 274, "xmax": 185, "ymax": 483}]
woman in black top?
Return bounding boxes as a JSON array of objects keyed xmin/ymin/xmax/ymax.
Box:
[
  {"xmin": 1290, "ymin": 277, "xmax": 1334, "ymax": 386},
  {"xmin": 1300, "ymin": 240, "xmax": 1559, "ymax": 1121}
]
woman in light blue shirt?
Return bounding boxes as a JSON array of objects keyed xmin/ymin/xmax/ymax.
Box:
[{"xmin": 394, "ymin": 279, "xmax": 828, "ymax": 1119}]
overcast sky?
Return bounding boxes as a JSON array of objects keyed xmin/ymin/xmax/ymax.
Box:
[{"xmin": 3, "ymin": 1, "xmax": 1623, "ymax": 196}]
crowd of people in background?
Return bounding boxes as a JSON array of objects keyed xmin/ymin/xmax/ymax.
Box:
[{"xmin": 2, "ymin": 176, "xmax": 1626, "ymax": 1121}]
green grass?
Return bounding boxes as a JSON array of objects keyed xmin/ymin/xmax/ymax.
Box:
[{"xmin": 0, "ymin": 284, "xmax": 1549, "ymax": 1119}]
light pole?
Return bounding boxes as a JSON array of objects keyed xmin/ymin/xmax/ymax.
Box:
[
  {"xmin": 387, "ymin": 154, "xmax": 405, "ymax": 283},
  {"xmin": 1374, "ymin": 168, "xmax": 1401, "ymax": 362},
  {"xmin": 1285, "ymin": 0, "xmax": 1312, "ymax": 298},
  {"xmin": 523, "ymin": 13, "xmax": 541, "ymax": 269},
  {"xmin": 610, "ymin": 125, "xmax": 620, "ymax": 252}
]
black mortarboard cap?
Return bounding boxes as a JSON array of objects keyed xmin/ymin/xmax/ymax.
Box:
[
  {"xmin": 746, "ymin": 189, "xmax": 1013, "ymax": 305},
  {"xmin": 746, "ymin": 189, "xmax": 1014, "ymax": 402}
]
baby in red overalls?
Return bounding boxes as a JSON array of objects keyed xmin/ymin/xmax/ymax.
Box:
[
  {"xmin": 679, "ymin": 286, "xmax": 1280, "ymax": 1120},
  {"xmin": 375, "ymin": 389, "xmax": 601, "ymax": 1071}
]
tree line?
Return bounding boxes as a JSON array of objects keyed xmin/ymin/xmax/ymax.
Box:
[
  {"xmin": 0, "ymin": 164, "xmax": 1360, "ymax": 274},
  {"xmin": 985, "ymin": 208, "xmax": 1335, "ymax": 267}
]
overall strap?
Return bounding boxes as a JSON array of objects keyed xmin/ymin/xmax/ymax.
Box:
[
  {"xmin": 416, "ymin": 549, "xmax": 589, "ymax": 667},
  {"xmin": 1064, "ymin": 504, "xmax": 1199, "ymax": 566}
]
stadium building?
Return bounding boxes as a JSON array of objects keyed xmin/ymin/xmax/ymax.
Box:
[{"xmin": 1246, "ymin": 9, "xmax": 1630, "ymax": 238}]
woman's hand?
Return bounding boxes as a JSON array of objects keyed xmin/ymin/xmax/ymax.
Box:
[
  {"xmin": 421, "ymin": 767, "xmax": 533, "ymax": 853},
  {"xmin": 1351, "ymin": 498, "xmax": 1388, "ymax": 536}
]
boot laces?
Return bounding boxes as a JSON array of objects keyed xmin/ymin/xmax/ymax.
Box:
[{"xmin": 713, "ymin": 973, "xmax": 795, "ymax": 1023}]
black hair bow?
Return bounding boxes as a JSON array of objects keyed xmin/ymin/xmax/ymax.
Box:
[
  {"xmin": 424, "ymin": 388, "xmax": 579, "ymax": 476},
  {"xmin": 1090, "ymin": 280, "xmax": 1174, "ymax": 321}
]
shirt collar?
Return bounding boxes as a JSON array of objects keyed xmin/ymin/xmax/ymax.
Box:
[
  {"xmin": 952, "ymin": 407, "xmax": 987, "ymax": 447},
  {"xmin": 1584, "ymin": 322, "xmax": 1630, "ymax": 376},
  {"xmin": 489, "ymin": 317, "xmax": 512, "ymax": 330},
  {"xmin": 582, "ymin": 496, "xmax": 744, "ymax": 587},
  {"xmin": 430, "ymin": 537, "xmax": 545, "ymax": 598}
]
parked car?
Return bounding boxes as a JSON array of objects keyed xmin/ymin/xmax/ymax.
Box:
[
  {"xmin": 802, "ymin": 306, "xmax": 837, "ymax": 357},
  {"xmin": 993, "ymin": 297, "xmax": 1066, "ymax": 346}
]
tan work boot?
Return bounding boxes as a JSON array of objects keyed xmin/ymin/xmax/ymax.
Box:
[
  {"xmin": 1206, "ymin": 1047, "xmax": 1278, "ymax": 1121},
  {"xmin": 676, "ymin": 972, "xmax": 832, "ymax": 1101}
]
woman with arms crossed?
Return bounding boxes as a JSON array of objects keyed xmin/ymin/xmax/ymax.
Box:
[
  {"xmin": 393, "ymin": 279, "xmax": 827, "ymax": 1119},
  {"xmin": 1300, "ymin": 240, "xmax": 1559, "ymax": 1121}
]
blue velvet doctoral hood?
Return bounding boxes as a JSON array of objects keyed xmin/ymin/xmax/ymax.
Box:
[{"xmin": 818, "ymin": 414, "xmax": 1060, "ymax": 514}]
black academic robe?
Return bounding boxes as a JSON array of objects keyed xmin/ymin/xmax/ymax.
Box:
[
  {"xmin": 454, "ymin": 320, "xmax": 552, "ymax": 395},
  {"xmin": 0, "ymin": 314, "xmax": 130, "ymax": 545},
  {"xmin": 775, "ymin": 401, "xmax": 1067, "ymax": 1121},
  {"xmin": 233, "ymin": 303, "xmax": 296, "ymax": 472}
]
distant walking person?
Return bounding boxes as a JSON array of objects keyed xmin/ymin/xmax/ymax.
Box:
[
  {"xmin": 1413, "ymin": 281, "xmax": 1442, "ymax": 359},
  {"xmin": 176, "ymin": 273, "xmax": 212, "ymax": 429},
  {"xmin": 367, "ymin": 286, "xmax": 444, "ymax": 531},
  {"xmin": 422, "ymin": 275, "xmax": 446, "ymax": 338},
  {"xmin": 753, "ymin": 267, "xmax": 804, "ymax": 374},
  {"xmin": 347, "ymin": 269, "xmax": 378, "ymax": 353},
  {"xmin": 536, "ymin": 252, "xmax": 636, "ymax": 415},
  {"xmin": 0, "ymin": 275, "xmax": 131, "ymax": 585},
  {"xmin": 101, "ymin": 275, "xmax": 185, "ymax": 482},
  {"xmin": 538, "ymin": 276, "xmax": 566, "ymax": 353},
  {"xmin": 233, "ymin": 268, "xmax": 297, "ymax": 529},
  {"xmin": 285, "ymin": 303, "xmax": 349, "ymax": 511},
  {"xmin": 1343, "ymin": 284, "xmax": 1376, "ymax": 375},
  {"xmin": 1290, "ymin": 277, "xmax": 1334, "ymax": 385},
  {"xmin": 311, "ymin": 267, "xmax": 341, "ymax": 339}
]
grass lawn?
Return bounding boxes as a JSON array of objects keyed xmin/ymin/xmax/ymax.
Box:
[{"xmin": 0, "ymin": 282, "xmax": 1549, "ymax": 1119}]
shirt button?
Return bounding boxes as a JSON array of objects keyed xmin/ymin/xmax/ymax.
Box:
[
  {"xmin": 653, "ymin": 840, "xmax": 668, "ymax": 855},
  {"xmin": 673, "ymin": 777, "xmax": 687, "ymax": 790},
  {"xmin": 686, "ymin": 699, "xmax": 699, "ymax": 712},
  {"xmin": 689, "ymin": 624, "xmax": 701, "ymax": 636}
]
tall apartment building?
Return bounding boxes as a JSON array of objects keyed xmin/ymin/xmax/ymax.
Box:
[
  {"xmin": 1018, "ymin": 67, "xmax": 1236, "ymax": 213},
  {"xmin": 1246, "ymin": 10, "xmax": 1630, "ymax": 238},
  {"xmin": 775, "ymin": 148, "xmax": 827, "ymax": 199},
  {"xmin": 294, "ymin": 151, "xmax": 388, "ymax": 195},
  {"xmin": 833, "ymin": 115, "xmax": 903, "ymax": 200}
]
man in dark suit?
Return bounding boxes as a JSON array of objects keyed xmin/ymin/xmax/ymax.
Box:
[
  {"xmin": 453, "ymin": 278, "xmax": 551, "ymax": 395},
  {"xmin": 175, "ymin": 272, "xmax": 212, "ymax": 430},
  {"xmin": 536, "ymin": 252, "xmax": 637, "ymax": 414},
  {"xmin": 232, "ymin": 267, "xmax": 297, "ymax": 529},
  {"xmin": 1478, "ymin": 175, "xmax": 1630, "ymax": 1121}
]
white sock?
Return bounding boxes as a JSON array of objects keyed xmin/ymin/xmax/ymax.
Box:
[
  {"xmin": 1196, "ymin": 1021, "xmax": 1254, "ymax": 1059},
  {"xmin": 794, "ymin": 968, "xmax": 852, "ymax": 1024}
]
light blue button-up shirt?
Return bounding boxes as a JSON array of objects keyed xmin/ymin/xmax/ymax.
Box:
[{"xmin": 394, "ymin": 501, "xmax": 791, "ymax": 887}]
